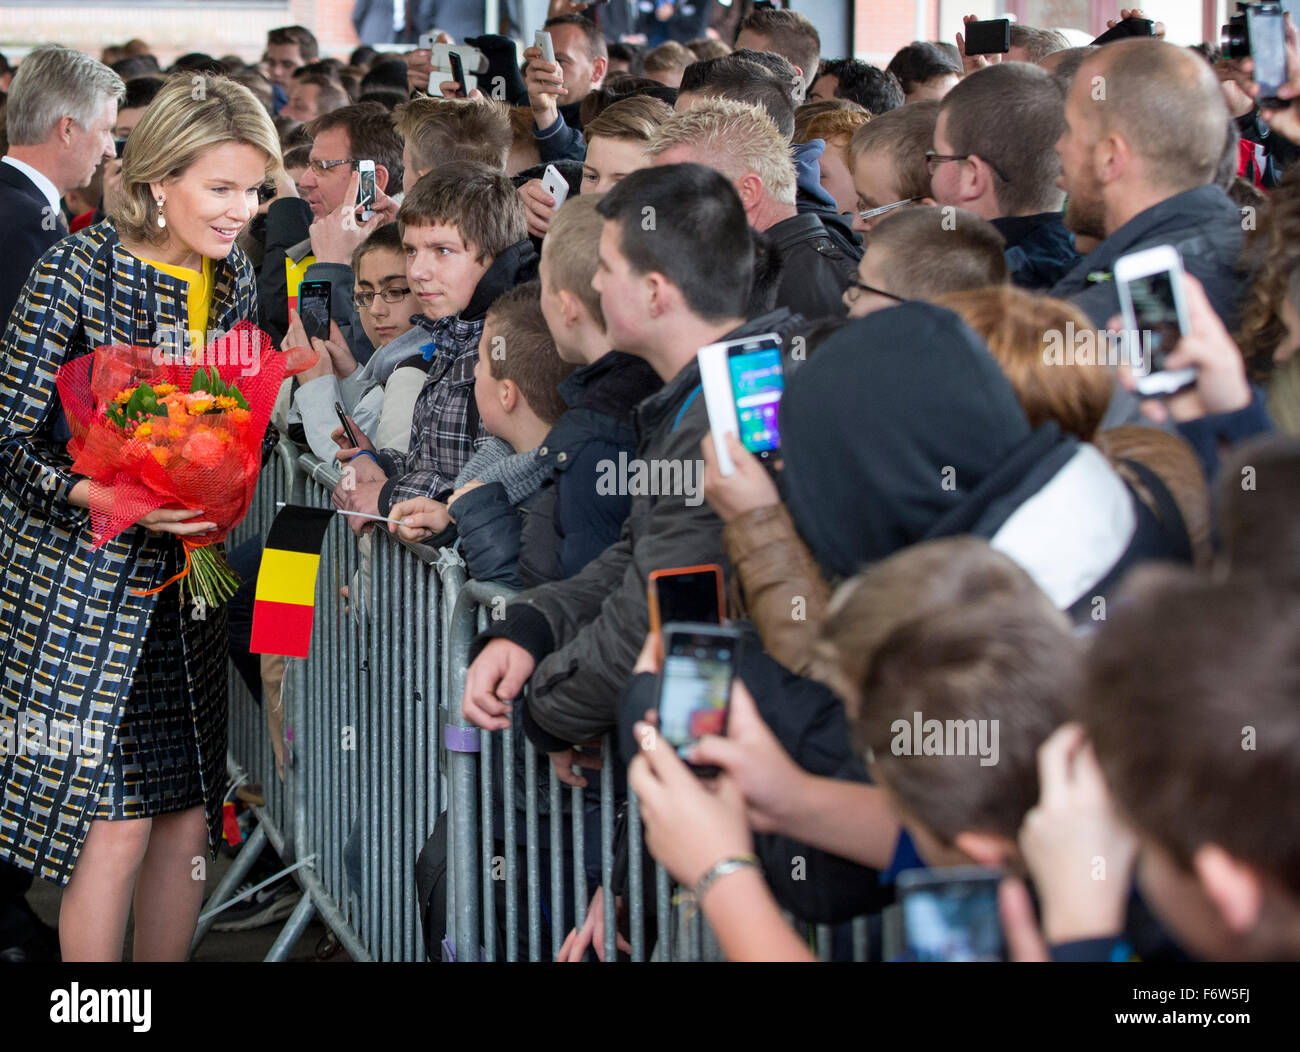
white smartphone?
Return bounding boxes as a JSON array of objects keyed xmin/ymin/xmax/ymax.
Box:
[
  {"xmin": 1113, "ymin": 244, "xmax": 1196, "ymax": 398},
  {"xmin": 356, "ymin": 160, "xmax": 376, "ymax": 221},
  {"xmin": 698, "ymin": 332, "xmax": 784, "ymax": 477},
  {"xmin": 535, "ymin": 29, "xmax": 556, "ymax": 65},
  {"xmin": 418, "ymin": 33, "xmax": 438, "ymax": 51},
  {"xmin": 541, "ymin": 164, "xmax": 569, "ymax": 210}
]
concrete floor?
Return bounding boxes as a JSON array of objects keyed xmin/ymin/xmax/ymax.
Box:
[{"xmin": 27, "ymin": 844, "xmax": 338, "ymax": 962}]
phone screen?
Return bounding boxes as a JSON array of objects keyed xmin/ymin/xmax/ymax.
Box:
[
  {"xmin": 728, "ymin": 343, "xmax": 783, "ymax": 456},
  {"xmin": 357, "ymin": 166, "xmax": 376, "ymax": 212},
  {"xmin": 900, "ymin": 872, "xmax": 1005, "ymax": 962},
  {"xmin": 299, "ymin": 284, "xmax": 331, "ymax": 343},
  {"xmin": 1250, "ymin": 7, "xmax": 1288, "ymax": 99},
  {"xmin": 657, "ymin": 630, "xmax": 735, "ymax": 758},
  {"xmin": 1125, "ymin": 267, "xmax": 1182, "ymax": 373},
  {"xmin": 653, "ymin": 570, "xmax": 722, "ymax": 626}
]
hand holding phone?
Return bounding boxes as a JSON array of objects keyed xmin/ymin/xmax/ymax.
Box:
[
  {"xmin": 698, "ymin": 333, "xmax": 784, "ymax": 476},
  {"xmin": 654, "ymin": 622, "xmax": 740, "ymax": 775},
  {"xmin": 541, "ymin": 164, "xmax": 569, "ymax": 211},
  {"xmin": 962, "ymin": 18, "xmax": 1011, "ymax": 57},
  {"xmin": 1113, "ymin": 245, "xmax": 1196, "ymax": 397},
  {"xmin": 535, "ymin": 29, "xmax": 556, "ymax": 65},
  {"xmin": 897, "ymin": 866, "xmax": 1007, "ymax": 962},
  {"xmin": 297, "ymin": 280, "xmax": 332, "ymax": 343},
  {"xmin": 334, "ymin": 402, "xmax": 360, "ymax": 449}
]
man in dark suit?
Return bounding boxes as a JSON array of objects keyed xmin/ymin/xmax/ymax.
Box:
[
  {"xmin": 0, "ymin": 46, "xmax": 121, "ymax": 332},
  {"xmin": 0, "ymin": 45, "xmax": 121, "ymax": 961}
]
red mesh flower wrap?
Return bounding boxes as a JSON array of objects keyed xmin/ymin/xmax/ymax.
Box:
[{"xmin": 54, "ymin": 323, "xmax": 316, "ymax": 602}]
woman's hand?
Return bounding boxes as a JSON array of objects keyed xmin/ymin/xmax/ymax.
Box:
[
  {"xmin": 388, "ymin": 496, "xmax": 450, "ymax": 543},
  {"xmin": 517, "ymin": 178, "xmax": 557, "ymax": 240},
  {"xmin": 137, "ymin": 506, "xmax": 218, "ymax": 535},
  {"xmin": 556, "ymin": 885, "xmax": 631, "ymax": 962},
  {"xmin": 628, "ymin": 721, "xmax": 754, "ymax": 889},
  {"xmin": 701, "ymin": 431, "xmax": 780, "ymax": 524}
]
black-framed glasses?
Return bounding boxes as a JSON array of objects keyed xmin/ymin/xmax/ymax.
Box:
[
  {"xmin": 307, "ymin": 158, "xmax": 358, "ymax": 176},
  {"xmin": 353, "ymin": 286, "xmax": 412, "ymax": 308},
  {"xmin": 925, "ymin": 151, "xmax": 1012, "ymax": 183},
  {"xmin": 856, "ymin": 196, "xmax": 921, "ymax": 223},
  {"xmin": 844, "ymin": 280, "xmax": 906, "ymax": 305}
]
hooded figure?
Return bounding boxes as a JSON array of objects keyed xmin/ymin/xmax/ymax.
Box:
[{"xmin": 778, "ymin": 302, "xmax": 1191, "ymax": 618}]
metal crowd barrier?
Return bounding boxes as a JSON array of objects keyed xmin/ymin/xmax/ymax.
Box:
[{"xmin": 196, "ymin": 441, "xmax": 874, "ymax": 962}]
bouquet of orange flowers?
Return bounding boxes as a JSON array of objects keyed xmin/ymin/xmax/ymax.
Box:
[{"xmin": 55, "ymin": 322, "xmax": 316, "ymax": 605}]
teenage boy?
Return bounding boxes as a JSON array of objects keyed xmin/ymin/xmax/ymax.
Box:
[
  {"xmin": 848, "ymin": 101, "xmax": 939, "ymax": 237},
  {"xmin": 330, "ymin": 160, "xmax": 536, "ymax": 534},
  {"xmin": 388, "ymin": 282, "xmax": 575, "ymax": 587},
  {"xmin": 461, "ymin": 164, "xmax": 806, "ymax": 778}
]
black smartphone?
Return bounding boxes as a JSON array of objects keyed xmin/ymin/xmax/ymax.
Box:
[
  {"xmin": 449, "ymin": 51, "xmax": 468, "ymax": 96},
  {"xmin": 647, "ymin": 565, "xmax": 724, "ymax": 635},
  {"xmin": 964, "ymin": 18, "xmax": 1011, "ymax": 55},
  {"xmin": 334, "ymin": 401, "xmax": 360, "ymax": 448},
  {"xmin": 298, "ymin": 280, "xmax": 331, "ymax": 343},
  {"xmin": 1091, "ymin": 17, "xmax": 1155, "ymax": 46},
  {"xmin": 896, "ymin": 866, "xmax": 1007, "ymax": 962},
  {"xmin": 1249, "ymin": 3, "xmax": 1291, "ymax": 109},
  {"xmin": 655, "ymin": 622, "xmax": 740, "ymax": 775}
]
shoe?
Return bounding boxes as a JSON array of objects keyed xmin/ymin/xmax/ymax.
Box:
[{"xmin": 210, "ymin": 877, "xmax": 301, "ymax": 932}]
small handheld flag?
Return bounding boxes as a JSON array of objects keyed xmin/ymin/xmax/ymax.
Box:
[{"xmin": 249, "ymin": 504, "xmax": 336, "ymax": 658}]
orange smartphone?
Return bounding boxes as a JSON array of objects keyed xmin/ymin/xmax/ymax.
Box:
[{"xmin": 648, "ymin": 564, "xmax": 724, "ymax": 636}]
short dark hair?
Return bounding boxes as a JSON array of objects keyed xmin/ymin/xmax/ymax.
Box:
[
  {"xmin": 112, "ymin": 54, "xmax": 161, "ymax": 81},
  {"xmin": 484, "ymin": 281, "xmax": 575, "ymax": 426},
  {"xmin": 1216, "ymin": 435, "xmax": 1300, "ymax": 584},
  {"xmin": 885, "ymin": 42, "xmax": 961, "ymax": 96},
  {"xmin": 357, "ymin": 88, "xmax": 408, "ymax": 112},
  {"xmin": 294, "ymin": 59, "xmax": 343, "ymax": 81},
  {"xmin": 544, "ymin": 13, "xmax": 609, "ymax": 61},
  {"xmin": 171, "ymin": 53, "xmax": 226, "ymax": 76},
  {"xmin": 867, "ymin": 206, "xmax": 1009, "ymax": 298},
  {"xmin": 739, "ymin": 8, "xmax": 821, "ymax": 90},
  {"xmin": 350, "ymin": 45, "xmax": 379, "ymax": 69},
  {"xmin": 1081, "ymin": 569, "xmax": 1300, "ymax": 900},
  {"xmin": 351, "ymin": 221, "xmax": 405, "ymax": 274},
  {"xmin": 941, "ymin": 63, "xmax": 1067, "ymax": 215},
  {"xmin": 283, "ymin": 143, "xmax": 312, "ymax": 170},
  {"xmin": 268, "ymin": 25, "xmax": 319, "ymax": 63},
  {"xmin": 579, "ymin": 77, "xmax": 678, "ymax": 127},
  {"xmin": 399, "ymin": 160, "xmax": 527, "ymax": 263},
  {"xmin": 821, "ymin": 58, "xmax": 904, "ymax": 116},
  {"xmin": 361, "ymin": 58, "xmax": 409, "ymax": 94},
  {"xmin": 306, "ymin": 102, "xmax": 405, "ymax": 190},
  {"xmin": 121, "ymin": 75, "xmax": 163, "ymax": 111},
  {"xmin": 680, "ymin": 56, "xmax": 795, "ymax": 140},
  {"xmin": 607, "ymin": 42, "xmax": 645, "ymax": 76},
  {"xmin": 729, "ymin": 48, "xmax": 801, "ymax": 94},
  {"xmin": 596, "ymin": 163, "xmax": 754, "ymax": 322},
  {"xmin": 294, "ymin": 73, "xmax": 350, "ymax": 116}
]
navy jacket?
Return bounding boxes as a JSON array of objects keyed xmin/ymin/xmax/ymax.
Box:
[
  {"xmin": 0, "ymin": 162, "xmax": 66, "ymax": 332},
  {"xmin": 1050, "ymin": 185, "xmax": 1245, "ymax": 329},
  {"xmin": 992, "ymin": 211, "xmax": 1080, "ymax": 291}
]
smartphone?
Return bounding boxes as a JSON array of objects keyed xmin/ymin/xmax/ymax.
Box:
[
  {"xmin": 356, "ymin": 159, "xmax": 376, "ymax": 221},
  {"xmin": 535, "ymin": 29, "xmax": 556, "ymax": 65},
  {"xmin": 698, "ymin": 332, "xmax": 783, "ymax": 476},
  {"xmin": 418, "ymin": 32, "xmax": 438, "ymax": 52},
  {"xmin": 648, "ymin": 565, "xmax": 724, "ymax": 635},
  {"xmin": 655, "ymin": 622, "xmax": 740, "ymax": 773},
  {"xmin": 1091, "ymin": 17, "xmax": 1154, "ymax": 45},
  {"xmin": 1114, "ymin": 245, "xmax": 1196, "ymax": 398},
  {"xmin": 896, "ymin": 866, "xmax": 1007, "ymax": 962},
  {"xmin": 541, "ymin": 163, "xmax": 569, "ymax": 210},
  {"xmin": 334, "ymin": 401, "xmax": 359, "ymax": 448},
  {"xmin": 297, "ymin": 280, "xmax": 332, "ymax": 343},
  {"xmin": 448, "ymin": 51, "xmax": 468, "ymax": 96},
  {"xmin": 1249, "ymin": 3, "xmax": 1291, "ymax": 109},
  {"xmin": 963, "ymin": 18, "xmax": 1011, "ymax": 55}
]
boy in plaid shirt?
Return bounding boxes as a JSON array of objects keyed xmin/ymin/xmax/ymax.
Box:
[{"xmin": 331, "ymin": 160, "xmax": 538, "ymax": 531}]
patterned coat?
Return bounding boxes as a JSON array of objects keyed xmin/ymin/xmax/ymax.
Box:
[{"xmin": 0, "ymin": 221, "xmax": 257, "ymax": 886}]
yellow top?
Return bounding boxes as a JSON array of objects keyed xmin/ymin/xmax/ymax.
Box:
[{"xmin": 140, "ymin": 256, "xmax": 214, "ymax": 339}]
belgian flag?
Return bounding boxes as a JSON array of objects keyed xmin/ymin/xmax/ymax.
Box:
[{"xmin": 250, "ymin": 504, "xmax": 337, "ymax": 658}]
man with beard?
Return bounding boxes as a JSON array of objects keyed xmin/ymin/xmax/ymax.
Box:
[{"xmin": 1050, "ymin": 39, "xmax": 1243, "ymax": 329}]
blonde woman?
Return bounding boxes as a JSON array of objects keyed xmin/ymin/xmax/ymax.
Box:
[{"xmin": 0, "ymin": 74, "xmax": 281, "ymax": 961}]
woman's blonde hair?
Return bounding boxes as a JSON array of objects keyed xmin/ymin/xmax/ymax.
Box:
[{"xmin": 114, "ymin": 73, "xmax": 282, "ymax": 245}]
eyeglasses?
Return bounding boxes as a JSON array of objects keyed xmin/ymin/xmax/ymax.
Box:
[
  {"xmin": 353, "ymin": 287, "xmax": 412, "ymax": 308},
  {"xmin": 924, "ymin": 151, "xmax": 1012, "ymax": 183},
  {"xmin": 844, "ymin": 280, "xmax": 906, "ymax": 306},
  {"xmin": 856, "ymin": 196, "xmax": 922, "ymax": 223},
  {"xmin": 307, "ymin": 158, "xmax": 358, "ymax": 176}
]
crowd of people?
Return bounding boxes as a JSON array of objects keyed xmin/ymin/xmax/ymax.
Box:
[{"xmin": 0, "ymin": 2, "xmax": 1298, "ymax": 965}]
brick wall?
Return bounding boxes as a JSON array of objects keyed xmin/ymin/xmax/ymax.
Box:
[{"xmin": 854, "ymin": 0, "xmax": 939, "ymax": 66}]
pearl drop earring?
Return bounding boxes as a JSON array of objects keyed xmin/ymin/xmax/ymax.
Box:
[{"xmin": 156, "ymin": 196, "xmax": 166, "ymax": 229}]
